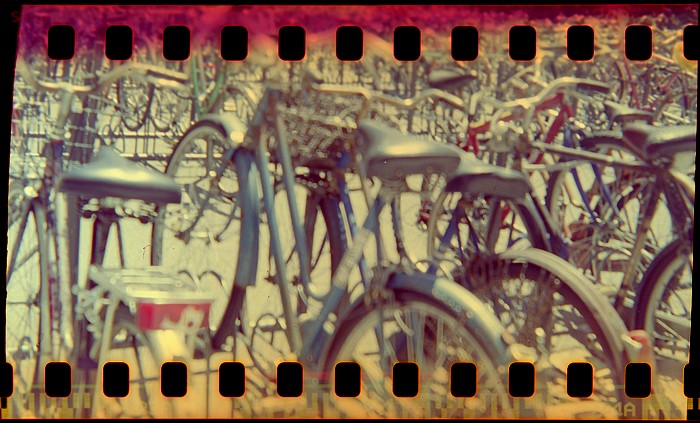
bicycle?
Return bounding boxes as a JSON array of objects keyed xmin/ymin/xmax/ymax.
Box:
[
  {"xmin": 6, "ymin": 55, "xmax": 217, "ymax": 418},
  {"xmin": 423, "ymin": 85, "xmax": 694, "ymax": 415},
  {"xmin": 149, "ymin": 70, "xmax": 561, "ymax": 417},
  {"xmin": 542, "ymin": 123, "xmax": 694, "ymax": 414},
  {"xmin": 298, "ymin": 77, "xmax": 641, "ymax": 418},
  {"xmin": 401, "ymin": 80, "xmax": 692, "ymax": 417}
]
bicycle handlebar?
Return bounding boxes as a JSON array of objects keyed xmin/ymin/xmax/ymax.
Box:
[
  {"xmin": 470, "ymin": 77, "xmax": 611, "ymax": 117},
  {"xmin": 300, "ymin": 70, "xmax": 466, "ymax": 118},
  {"xmin": 15, "ymin": 55, "xmax": 190, "ymax": 96}
]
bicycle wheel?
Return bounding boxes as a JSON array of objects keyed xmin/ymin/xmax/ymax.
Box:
[
  {"xmin": 426, "ymin": 190, "xmax": 551, "ymax": 260},
  {"xmin": 650, "ymin": 67, "xmax": 689, "ymax": 125},
  {"xmin": 451, "ymin": 249, "xmax": 629, "ymax": 418},
  {"xmin": 545, "ymin": 135, "xmax": 676, "ymax": 287},
  {"xmin": 213, "ymin": 85, "xmax": 259, "ymax": 124},
  {"xmin": 6, "ymin": 203, "xmax": 51, "ymax": 418},
  {"xmin": 90, "ymin": 307, "xmax": 175, "ymax": 418},
  {"xmin": 634, "ymin": 236, "xmax": 692, "ymax": 414},
  {"xmin": 116, "ymin": 78, "xmax": 153, "ymax": 132},
  {"xmin": 241, "ymin": 175, "xmax": 346, "ymax": 382},
  {"xmin": 149, "ymin": 87, "xmax": 194, "ymax": 134},
  {"xmin": 151, "ymin": 121, "xmax": 259, "ymax": 350},
  {"xmin": 322, "ymin": 290, "xmax": 512, "ymax": 418}
]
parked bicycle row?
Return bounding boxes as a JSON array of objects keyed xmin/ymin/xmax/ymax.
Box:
[
  {"xmin": 12, "ymin": 12, "xmax": 696, "ymax": 168},
  {"xmin": 7, "ymin": 4, "xmax": 695, "ymax": 419}
]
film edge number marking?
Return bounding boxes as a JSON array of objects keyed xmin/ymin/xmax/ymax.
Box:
[{"xmin": 1, "ymin": 359, "xmax": 671, "ymax": 400}]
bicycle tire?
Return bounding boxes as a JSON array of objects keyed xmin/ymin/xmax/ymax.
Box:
[
  {"xmin": 453, "ymin": 249, "xmax": 630, "ymax": 418},
  {"xmin": 634, "ymin": 234, "xmax": 692, "ymax": 368},
  {"xmin": 6, "ymin": 202, "xmax": 52, "ymax": 418},
  {"xmin": 545, "ymin": 134, "xmax": 679, "ymax": 285},
  {"xmin": 149, "ymin": 85, "xmax": 195, "ymax": 133},
  {"xmin": 150, "ymin": 121, "xmax": 259, "ymax": 350},
  {"xmin": 321, "ymin": 288, "xmax": 513, "ymax": 418},
  {"xmin": 116, "ymin": 78, "xmax": 154, "ymax": 132}
]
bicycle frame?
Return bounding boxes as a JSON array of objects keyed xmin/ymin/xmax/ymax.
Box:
[
  {"xmin": 530, "ymin": 139, "xmax": 695, "ymax": 313},
  {"xmin": 237, "ymin": 86, "xmax": 478, "ymax": 372},
  {"xmin": 414, "ymin": 85, "xmax": 596, "ymax": 252}
]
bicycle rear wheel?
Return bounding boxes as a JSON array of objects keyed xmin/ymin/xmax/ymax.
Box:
[
  {"xmin": 149, "ymin": 87, "xmax": 194, "ymax": 134},
  {"xmin": 634, "ymin": 236, "xmax": 692, "ymax": 416},
  {"xmin": 116, "ymin": 78, "xmax": 153, "ymax": 132},
  {"xmin": 322, "ymin": 290, "xmax": 512, "ymax": 418},
  {"xmin": 452, "ymin": 249, "xmax": 629, "ymax": 418},
  {"xmin": 545, "ymin": 136, "xmax": 678, "ymax": 290},
  {"xmin": 150, "ymin": 121, "xmax": 259, "ymax": 350}
]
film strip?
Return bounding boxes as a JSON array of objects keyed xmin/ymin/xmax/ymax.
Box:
[{"xmin": 1, "ymin": 2, "xmax": 697, "ymax": 420}]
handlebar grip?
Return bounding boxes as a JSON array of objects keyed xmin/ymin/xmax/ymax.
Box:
[{"xmin": 575, "ymin": 79, "xmax": 611, "ymax": 94}]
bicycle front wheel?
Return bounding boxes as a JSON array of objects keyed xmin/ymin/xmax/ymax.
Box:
[
  {"xmin": 634, "ymin": 235, "xmax": 692, "ymax": 416},
  {"xmin": 322, "ymin": 290, "xmax": 512, "ymax": 419},
  {"xmin": 6, "ymin": 203, "xmax": 51, "ymax": 418},
  {"xmin": 151, "ymin": 121, "xmax": 259, "ymax": 350},
  {"xmin": 545, "ymin": 135, "xmax": 674, "ymax": 289}
]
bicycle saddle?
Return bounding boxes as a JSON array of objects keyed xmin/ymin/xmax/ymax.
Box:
[
  {"xmin": 604, "ymin": 100, "xmax": 654, "ymax": 124},
  {"xmin": 622, "ymin": 122, "xmax": 696, "ymax": 163},
  {"xmin": 427, "ymin": 69, "xmax": 478, "ymax": 92},
  {"xmin": 443, "ymin": 153, "xmax": 532, "ymax": 201},
  {"xmin": 355, "ymin": 120, "xmax": 463, "ymax": 181},
  {"xmin": 58, "ymin": 147, "xmax": 182, "ymax": 204}
]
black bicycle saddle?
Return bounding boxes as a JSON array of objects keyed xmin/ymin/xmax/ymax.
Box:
[
  {"xmin": 355, "ymin": 120, "xmax": 464, "ymax": 181},
  {"xmin": 443, "ymin": 153, "xmax": 532, "ymax": 201},
  {"xmin": 604, "ymin": 101, "xmax": 654, "ymax": 125},
  {"xmin": 622, "ymin": 122, "xmax": 696, "ymax": 162},
  {"xmin": 427, "ymin": 69, "xmax": 478, "ymax": 92},
  {"xmin": 58, "ymin": 146, "xmax": 182, "ymax": 204}
]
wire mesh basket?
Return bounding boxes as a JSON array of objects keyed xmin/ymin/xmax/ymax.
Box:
[
  {"xmin": 265, "ymin": 87, "xmax": 368, "ymax": 169},
  {"xmin": 10, "ymin": 87, "xmax": 125, "ymax": 180},
  {"xmin": 63, "ymin": 93, "xmax": 123, "ymax": 165}
]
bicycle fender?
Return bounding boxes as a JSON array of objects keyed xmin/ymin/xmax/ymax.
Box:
[
  {"xmin": 231, "ymin": 148, "xmax": 260, "ymax": 287},
  {"xmin": 197, "ymin": 113, "xmax": 249, "ymax": 147},
  {"xmin": 498, "ymin": 248, "xmax": 631, "ymax": 364},
  {"xmin": 318, "ymin": 272, "xmax": 514, "ymax": 378},
  {"xmin": 387, "ymin": 272, "xmax": 511, "ymax": 356}
]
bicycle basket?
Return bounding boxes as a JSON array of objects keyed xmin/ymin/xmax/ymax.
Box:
[{"xmin": 264, "ymin": 87, "xmax": 368, "ymax": 169}]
